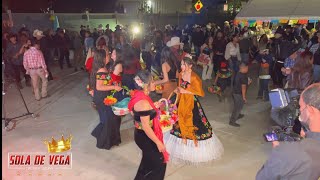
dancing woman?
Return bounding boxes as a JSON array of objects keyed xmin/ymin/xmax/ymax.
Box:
[
  {"xmin": 110, "ymin": 48, "xmax": 123, "ymax": 86},
  {"xmin": 128, "ymin": 70, "xmax": 169, "ymax": 180},
  {"xmin": 165, "ymin": 56, "xmax": 224, "ymax": 164},
  {"xmin": 122, "ymin": 45, "xmax": 141, "ymax": 90},
  {"xmin": 90, "ymin": 49, "xmax": 123, "ymax": 150}
]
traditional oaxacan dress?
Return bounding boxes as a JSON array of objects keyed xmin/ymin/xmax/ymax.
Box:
[
  {"xmin": 91, "ymin": 71, "xmax": 122, "ymax": 150},
  {"xmin": 128, "ymin": 91, "xmax": 169, "ymax": 180},
  {"xmin": 165, "ymin": 72, "xmax": 224, "ymax": 164},
  {"xmin": 208, "ymin": 61, "xmax": 232, "ymax": 96}
]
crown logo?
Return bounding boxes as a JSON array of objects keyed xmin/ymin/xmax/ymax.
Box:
[{"xmin": 44, "ymin": 135, "xmax": 72, "ymax": 153}]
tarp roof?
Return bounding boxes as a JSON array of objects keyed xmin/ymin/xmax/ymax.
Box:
[{"xmin": 235, "ymin": 0, "xmax": 320, "ymax": 21}]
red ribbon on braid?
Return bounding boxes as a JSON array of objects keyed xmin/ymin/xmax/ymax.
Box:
[{"xmin": 128, "ymin": 90, "xmax": 169, "ymax": 163}]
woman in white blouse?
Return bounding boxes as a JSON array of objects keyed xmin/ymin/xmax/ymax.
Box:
[{"xmin": 225, "ymin": 34, "xmax": 241, "ymax": 80}]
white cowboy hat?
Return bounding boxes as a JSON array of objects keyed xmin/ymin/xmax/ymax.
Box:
[
  {"xmin": 165, "ymin": 24, "xmax": 172, "ymax": 30},
  {"xmin": 166, "ymin": 37, "xmax": 183, "ymax": 47},
  {"xmin": 33, "ymin": 29, "xmax": 45, "ymax": 37}
]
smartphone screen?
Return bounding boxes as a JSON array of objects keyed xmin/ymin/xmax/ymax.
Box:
[{"xmin": 264, "ymin": 133, "xmax": 279, "ymax": 142}]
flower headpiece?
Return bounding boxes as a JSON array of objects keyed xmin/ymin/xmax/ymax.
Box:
[
  {"xmin": 220, "ymin": 62, "xmax": 228, "ymax": 68},
  {"xmin": 134, "ymin": 76, "xmax": 145, "ymax": 88}
]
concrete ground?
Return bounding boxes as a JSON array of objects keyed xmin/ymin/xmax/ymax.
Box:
[{"xmin": 2, "ymin": 64, "xmax": 274, "ymax": 180}]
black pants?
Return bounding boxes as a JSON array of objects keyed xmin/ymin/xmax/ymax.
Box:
[
  {"xmin": 142, "ymin": 51, "xmax": 152, "ymax": 72},
  {"xmin": 4, "ymin": 60, "xmax": 14, "ymax": 79},
  {"xmin": 230, "ymin": 93, "xmax": 244, "ymax": 123},
  {"xmin": 44, "ymin": 52, "xmax": 53, "ymax": 80},
  {"xmin": 134, "ymin": 129, "xmax": 166, "ymax": 180},
  {"xmin": 272, "ymin": 61, "xmax": 284, "ymax": 88},
  {"xmin": 213, "ymin": 55, "xmax": 224, "ymax": 75},
  {"xmin": 258, "ymin": 79, "xmax": 270, "ymax": 100},
  {"xmin": 12, "ymin": 64, "xmax": 30, "ymax": 83},
  {"xmin": 58, "ymin": 48, "xmax": 71, "ymax": 69}
]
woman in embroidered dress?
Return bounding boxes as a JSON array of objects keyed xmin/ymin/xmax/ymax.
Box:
[
  {"xmin": 128, "ymin": 70, "xmax": 169, "ymax": 180},
  {"xmin": 165, "ymin": 56, "xmax": 224, "ymax": 164},
  {"xmin": 213, "ymin": 60, "xmax": 232, "ymax": 102},
  {"xmin": 110, "ymin": 48, "xmax": 123, "ymax": 86},
  {"xmin": 90, "ymin": 49, "xmax": 123, "ymax": 150}
]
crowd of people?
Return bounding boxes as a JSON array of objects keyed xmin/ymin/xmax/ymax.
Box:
[
  {"xmin": 2, "ymin": 20, "xmax": 320, "ymax": 179},
  {"xmin": 82, "ymin": 21, "xmax": 319, "ymax": 179}
]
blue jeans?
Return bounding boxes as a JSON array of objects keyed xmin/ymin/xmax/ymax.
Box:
[
  {"xmin": 313, "ymin": 65, "xmax": 320, "ymax": 83},
  {"xmin": 229, "ymin": 57, "xmax": 240, "ymax": 73},
  {"xmin": 229, "ymin": 57, "xmax": 240, "ymax": 86},
  {"xmin": 258, "ymin": 79, "xmax": 270, "ymax": 100},
  {"xmin": 241, "ymin": 53, "xmax": 249, "ymax": 64}
]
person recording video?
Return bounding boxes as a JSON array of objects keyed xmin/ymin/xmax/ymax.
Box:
[{"xmin": 256, "ymin": 83, "xmax": 320, "ymax": 180}]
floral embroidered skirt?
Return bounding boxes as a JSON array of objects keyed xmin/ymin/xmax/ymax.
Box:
[{"xmin": 164, "ymin": 96, "xmax": 224, "ymax": 165}]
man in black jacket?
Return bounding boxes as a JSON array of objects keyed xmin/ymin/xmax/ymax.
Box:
[
  {"xmin": 5, "ymin": 33, "xmax": 31, "ymax": 88},
  {"xmin": 192, "ymin": 25, "xmax": 205, "ymax": 59},
  {"xmin": 33, "ymin": 29, "xmax": 53, "ymax": 80}
]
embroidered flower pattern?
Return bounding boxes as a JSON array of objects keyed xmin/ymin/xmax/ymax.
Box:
[
  {"xmin": 218, "ymin": 71, "xmax": 232, "ymax": 79},
  {"xmin": 134, "ymin": 120, "xmax": 153, "ymax": 130},
  {"xmin": 180, "ymin": 80, "xmax": 190, "ymax": 89},
  {"xmin": 171, "ymin": 97, "xmax": 213, "ymax": 140},
  {"xmin": 96, "ymin": 74, "xmax": 111, "ymax": 85}
]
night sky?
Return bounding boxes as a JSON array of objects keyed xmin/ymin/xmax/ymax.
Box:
[{"xmin": 6, "ymin": 0, "xmax": 117, "ymax": 13}]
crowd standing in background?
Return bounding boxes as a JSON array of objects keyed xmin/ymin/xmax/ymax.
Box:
[{"xmin": 2, "ymin": 20, "xmax": 320, "ymax": 179}]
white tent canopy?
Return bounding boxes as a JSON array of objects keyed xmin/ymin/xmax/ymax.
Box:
[{"xmin": 236, "ymin": 0, "xmax": 320, "ymax": 21}]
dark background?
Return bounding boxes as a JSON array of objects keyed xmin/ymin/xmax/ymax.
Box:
[{"xmin": 3, "ymin": 0, "xmax": 117, "ymax": 13}]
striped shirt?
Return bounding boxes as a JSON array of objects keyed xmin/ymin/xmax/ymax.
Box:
[{"xmin": 23, "ymin": 47, "xmax": 47, "ymax": 71}]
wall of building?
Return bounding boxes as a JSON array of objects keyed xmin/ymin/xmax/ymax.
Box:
[
  {"xmin": 119, "ymin": 0, "xmax": 140, "ymax": 15},
  {"xmin": 118, "ymin": 0, "xmax": 192, "ymax": 14},
  {"xmin": 2, "ymin": 12, "xmax": 213, "ymax": 33}
]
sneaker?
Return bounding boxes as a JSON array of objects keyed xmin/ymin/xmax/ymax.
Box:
[
  {"xmin": 229, "ymin": 122, "xmax": 240, "ymax": 127},
  {"xmin": 237, "ymin": 114, "xmax": 244, "ymax": 120}
]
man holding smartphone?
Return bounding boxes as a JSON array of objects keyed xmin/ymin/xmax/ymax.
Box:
[
  {"xmin": 256, "ymin": 83, "xmax": 320, "ymax": 180},
  {"xmin": 23, "ymin": 41, "xmax": 49, "ymax": 101}
]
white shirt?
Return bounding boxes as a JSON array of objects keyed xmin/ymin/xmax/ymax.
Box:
[{"xmin": 225, "ymin": 42, "xmax": 241, "ymax": 61}]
